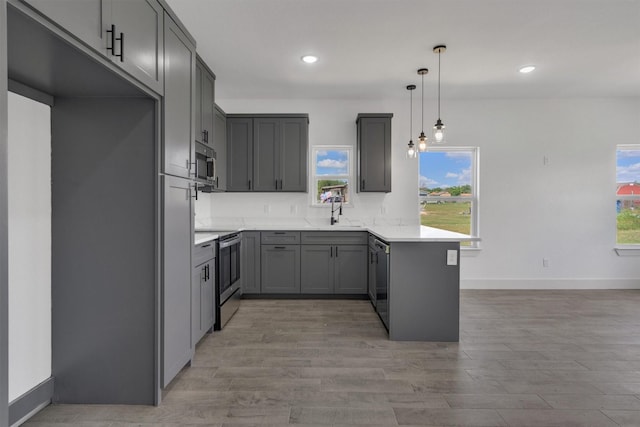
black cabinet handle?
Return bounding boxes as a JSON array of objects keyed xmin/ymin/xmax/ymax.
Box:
[
  {"xmin": 274, "ymin": 232, "xmax": 285, "ymax": 235},
  {"xmin": 203, "ymin": 130, "xmax": 208, "ymax": 143},
  {"xmin": 106, "ymin": 24, "xmax": 116, "ymax": 55},
  {"xmin": 335, "ymin": 246, "xmax": 339, "ymax": 257},
  {"xmin": 330, "ymin": 247, "xmax": 333, "ymax": 258},
  {"xmin": 192, "ymin": 184, "xmax": 198, "ymax": 200},
  {"xmin": 216, "ymin": 176, "xmax": 219, "ymax": 187},
  {"xmin": 202, "ymin": 244, "xmax": 211, "ymax": 248},
  {"xmin": 115, "ymin": 31, "xmax": 124, "ymax": 62},
  {"xmin": 362, "ymin": 179, "xmax": 366, "ymax": 190},
  {"xmin": 274, "ymin": 246, "xmax": 285, "ymax": 249},
  {"xmin": 248, "ymin": 179, "xmax": 251, "ymax": 190},
  {"xmin": 275, "ymin": 179, "xmax": 278, "ymax": 190}
]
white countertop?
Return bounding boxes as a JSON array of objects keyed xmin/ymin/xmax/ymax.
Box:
[{"xmin": 194, "ymin": 224, "xmax": 478, "ymax": 244}]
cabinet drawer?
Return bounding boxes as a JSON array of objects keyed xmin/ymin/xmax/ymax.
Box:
[
  {"xmin": 301, "ymin": 231, "xmax": 367, "ymax": 245},
  {"xmin": 261, "ymin": 231, "xmax": 300, "ymax": 245},
  {"xmin": 193, "ymin": 241, "xmax": 216, "ymax": 267}
]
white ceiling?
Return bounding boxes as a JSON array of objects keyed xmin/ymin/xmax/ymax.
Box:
[{"xmin": 165, "ymin": 0, "xmax": 640, "ymax": 100}]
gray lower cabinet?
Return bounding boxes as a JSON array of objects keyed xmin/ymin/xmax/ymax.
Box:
[
  {"xmin": 213, "ymin": 105, "xmax": 227, "ymax": 191},
  {"xmin": 226, "ymin": 117, "xmax": 253, "ymax": 191},
  {"xmin": 334, "ymin": 245, "xmax": 368, "ymax": 293},
  {"xmin": 162, "ymin": 11, "xmax": 195, "ymax": 179},
  {"xmin": 261, "ymin": 245, "xmax": 300, "ymax": 293},
  {"xmin": 356, "ymin": 113, "xmax": 392, "ymax": 193},
  {"xmin": 300, "ymin": 245, "xmax": 333, "ymax": 294},
  {"xmin": 24, "ymin": 0, "xmax": 164, "ymax": 94},
  {"xmin": 162, "ymin": 175, "xmax": 194, "ymax": 388},
  {"xmin": 300, "ymin": 245, "xmax": 367, "ymax": 294},
  {"xmin": 241, "ymin": 231, "xmax": 261, "ymax": 294},
  {"xmin": 191, "ymin": 258, "xmax": 214, "ymax": 345}
]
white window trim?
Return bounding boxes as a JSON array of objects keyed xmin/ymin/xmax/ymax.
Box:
[
  {"xmin": 310, "ymin": 145, "xmax": 353, "ymax": 207},
  {"xmin": 422, "ymin": 146, "xmax": 480, "ymax": 249},
  {"xmin": 615, "ymin": 144, "xmax": 640, "ymax": 252}
]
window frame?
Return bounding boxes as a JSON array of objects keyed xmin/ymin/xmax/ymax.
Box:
[
  {"xmin": 310, "ymin": 145, "xmax": 353, "ymax": 207},
  {"xmin": 615, "ymin": 144, "xmax": 640, "ymax": 251},
  {"xmin": 420, "ymin": 146, "xmax": 480, "ymax": 249}
]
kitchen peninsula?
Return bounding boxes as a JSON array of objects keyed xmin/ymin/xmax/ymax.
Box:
[{"xmin": 195, "ymin": 223, "xmax": 476, "ymax": 342}]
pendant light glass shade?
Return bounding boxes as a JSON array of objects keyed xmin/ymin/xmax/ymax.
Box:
[
  {"xmin": 432, "ymin": 45, "xmax": 447, "ymax": 144},
  {"xmin": 406, "ymin": 84, "xmax": 417, "ymax": 159},
  {"xmin": 417, "ymin": 68, "xmax": 429, "ymax": 152}
]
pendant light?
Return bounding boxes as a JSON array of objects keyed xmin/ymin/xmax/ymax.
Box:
[
  {"xmin": 406, "ymin": 84, "xmax": 417, "ymax": 159},
  {"xmin": 432, "ymin": 45, "xmax": 447, "ymax": 144},
  {"xmin": 417, "ymin": 68, "xmax": 429, "ymax": 152}
]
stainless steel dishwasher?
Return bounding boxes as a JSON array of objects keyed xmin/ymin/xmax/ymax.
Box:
[{"xmin": 374, "ymin": 238, "xmax": 390, "ymax": 330}]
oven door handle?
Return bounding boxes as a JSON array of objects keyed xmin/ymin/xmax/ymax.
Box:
[{"xmin": 219, "ymin": 235, "xmax": 242, "ymax": 249}]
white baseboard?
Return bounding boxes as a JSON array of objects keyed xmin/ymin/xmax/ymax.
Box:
[{"xmin": 461, "ymin": 278, "xmax": 640, "ymax": 290}]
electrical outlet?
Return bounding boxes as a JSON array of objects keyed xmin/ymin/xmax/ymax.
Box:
[
  {"xmin": 447, "ymin": 250, "xmax": 458, "ymax": 266},
  {"xmin": 543, "ymin": 155, "xmax": 550, "ymax": 165},
  {"xmin": 381, "ymin": 206, "xmax": 386, "ymax": 215},
  {"xmin": 543, "ymin": 258, "xmax": 550, "ymax": 267},
  {"xmin": 290, "ymin": 204, "xmax": 297, "ymax": 215},
  {"xmin": 263, "ymin": 204, "xmax": 270, "ymax": 214}
]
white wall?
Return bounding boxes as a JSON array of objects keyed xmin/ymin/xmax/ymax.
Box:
[
  {"xmin": 197, "ymin": 96, "xmax": 640, "ymax": 289},
  {"xmin": 7, "ymin": 92, "xmax": 51, "ymax": 401}
]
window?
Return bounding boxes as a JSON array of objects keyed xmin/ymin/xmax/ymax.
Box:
[
  {"xmin": 312, "ymin": 146, "xmax": 352, "ymax": 205},
  {"xmin": 419, "ymin": 147, "xmax": 479, "ymax": 247},
  {"xmin": 616, "ymin": 145, "xmax": 640, "ymax": 246}
]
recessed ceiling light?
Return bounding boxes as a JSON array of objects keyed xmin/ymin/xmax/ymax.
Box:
[
  {"xmin": 301, "ymin": 55, "xmax": 318, "ymax": 64},
  {"xmin": 519, "ymin": 65, "xmax": 536, "ymax": 74}
]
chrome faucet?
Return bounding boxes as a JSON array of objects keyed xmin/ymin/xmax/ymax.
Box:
[{"xmin": 330, "ymin": 196, "xmax": 343, "ymax": 225}]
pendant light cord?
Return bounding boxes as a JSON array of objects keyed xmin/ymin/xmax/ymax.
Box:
[
  {"xmin": 421, "ymin": 73, "xmax": 424, "ymax": 132},
  {"xmin": 437, "ymin": 50, "xmax": 441, "ymax": 119},
  {"xmin": 410, "ymin": 88, "xmax": 413, "ymax": 137}
]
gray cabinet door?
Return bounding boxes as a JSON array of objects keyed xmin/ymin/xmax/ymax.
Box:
[
  {"xmin": 334, "ymin": 245, "xmax": 368, "ymax": 294},
  {"xmin": 195, "ymin": 63, "xmax": 202, "ymax": 144},
  {"xmin": 202, "ymin": 259, "xmax": 215, "ymax": 335},
  {"xmin": 280, "ymin": 117, "xmax": 308, "ymax": 192},
  {"xmin": 110, "ymin": 0, "xmax": 164, "ymax": 94},
  {"xmin": 23, "ymin": 0, "xmax": 105, "ymax": 50},
  {"xmin": 357, "ymin": 114, "xmax": 392, "ymax": 192},
  {"xmin": 253, "ymin": 118, "xmax": 279, "ymax": 191},
  {"xmin": 162, "ymin": 175, "xmax": 194, "ymax": 387},
  {"xmin": 241, "ymin": 232, "xmax": 261, "ymax": 294},
  {"xmin": 191, "ymin": 264, "xmax": 203, "ymax": 346},
  {"xmin": 300, "ymin": 245, "xmax": 333, "ymax": 294},
  {"xmin": 201, "ymin": 68, "xmax": 215, "ymax": 147},
  {"xmin": 226, "ymin": 117, "xmax": 253, "ymax": 191},
  {"xmin": 261, "ymin": 245, "xmax": 300, "ymax": 293},
  {"xmin": 162, "ymin": 12, "xmax": 195, "ymax": 179},
  {"xmin": 213, "ymin": 105, "xmax": 227, "ymax": 190}
]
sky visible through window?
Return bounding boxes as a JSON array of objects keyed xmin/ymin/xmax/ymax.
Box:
[
  {"xmin": 419, "ymin": 151, "xmax": 472, "ymax": 189},
  {"xmin": 316, "ymin": 149, "xmax": 349, "ymax": 176},
  {"xmin": 617, "ymin": 149, "xmax": 640, "ymax": 183}
]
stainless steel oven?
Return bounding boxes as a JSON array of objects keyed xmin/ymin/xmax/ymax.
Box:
[{"xmin": 215, "ymin": 233, "xmax": 241, "ymax": 329}]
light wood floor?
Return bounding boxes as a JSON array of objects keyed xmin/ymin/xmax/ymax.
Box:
[{"xmin": 25, "ymin": 290, "xmax": 640, "ymax": 426}]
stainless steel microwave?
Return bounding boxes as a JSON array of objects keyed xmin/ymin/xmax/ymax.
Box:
[{"xmin": 195, "ymin": 142, "xmax": 216, "ymax": 186}]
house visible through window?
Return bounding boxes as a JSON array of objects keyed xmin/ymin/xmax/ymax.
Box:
[
  {"xmin": 616, "ymin": 145, "xmax": 640, "ymax": 245},
  {"xmin": 312, "ymin": 147, "xmax": 352, "ymax": 205},
  {"xmin": 419, "ymin": 147, "xmax": 478, "ymax": 247}
]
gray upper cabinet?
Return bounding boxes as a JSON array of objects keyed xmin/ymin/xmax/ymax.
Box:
[
  {"xmin": 195, "ymin": 56, "xmax": 215, "ymax": 147},
  {"xmin": 227, "ymin": 115, "xmax": 308, "ymax": 192},
  {"xmin": 162, "ymin": 175, "xmax": 194, "ymax": 387},
  {"xmin": 23, "ymin": 0, "xmax": 105, "ymax": 50},
  {"xmin": 162, "ymin": 12, "xmax": 195, "ymax": 179},
  {"xmin": 213, "ymin": 105, "xmax": 227, "ymax": 191},
  {"xmin": 261, "ymin": 245, "xmax": 300, "ymax": 293},
  {"xmin": 109, "ymin": 0, "xmax": 164, "ymax": 94},
  {"xmin": 226, "ymin": 117, "xmax": 253, "ymax": 191},
  {"xmin": 25, "ymin": 0, "xmax": 164, "ymax": 94},
  {"xmin": 357, "ymin": 114, "xmax": 392, "ymax": 193},
  {"xmin": 241, "ymin": 231, "xmax": 261, "ymax": 294},
  {"xmin": 253, "ymin": 116, "xmax": 308, "ymax": 192}
]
